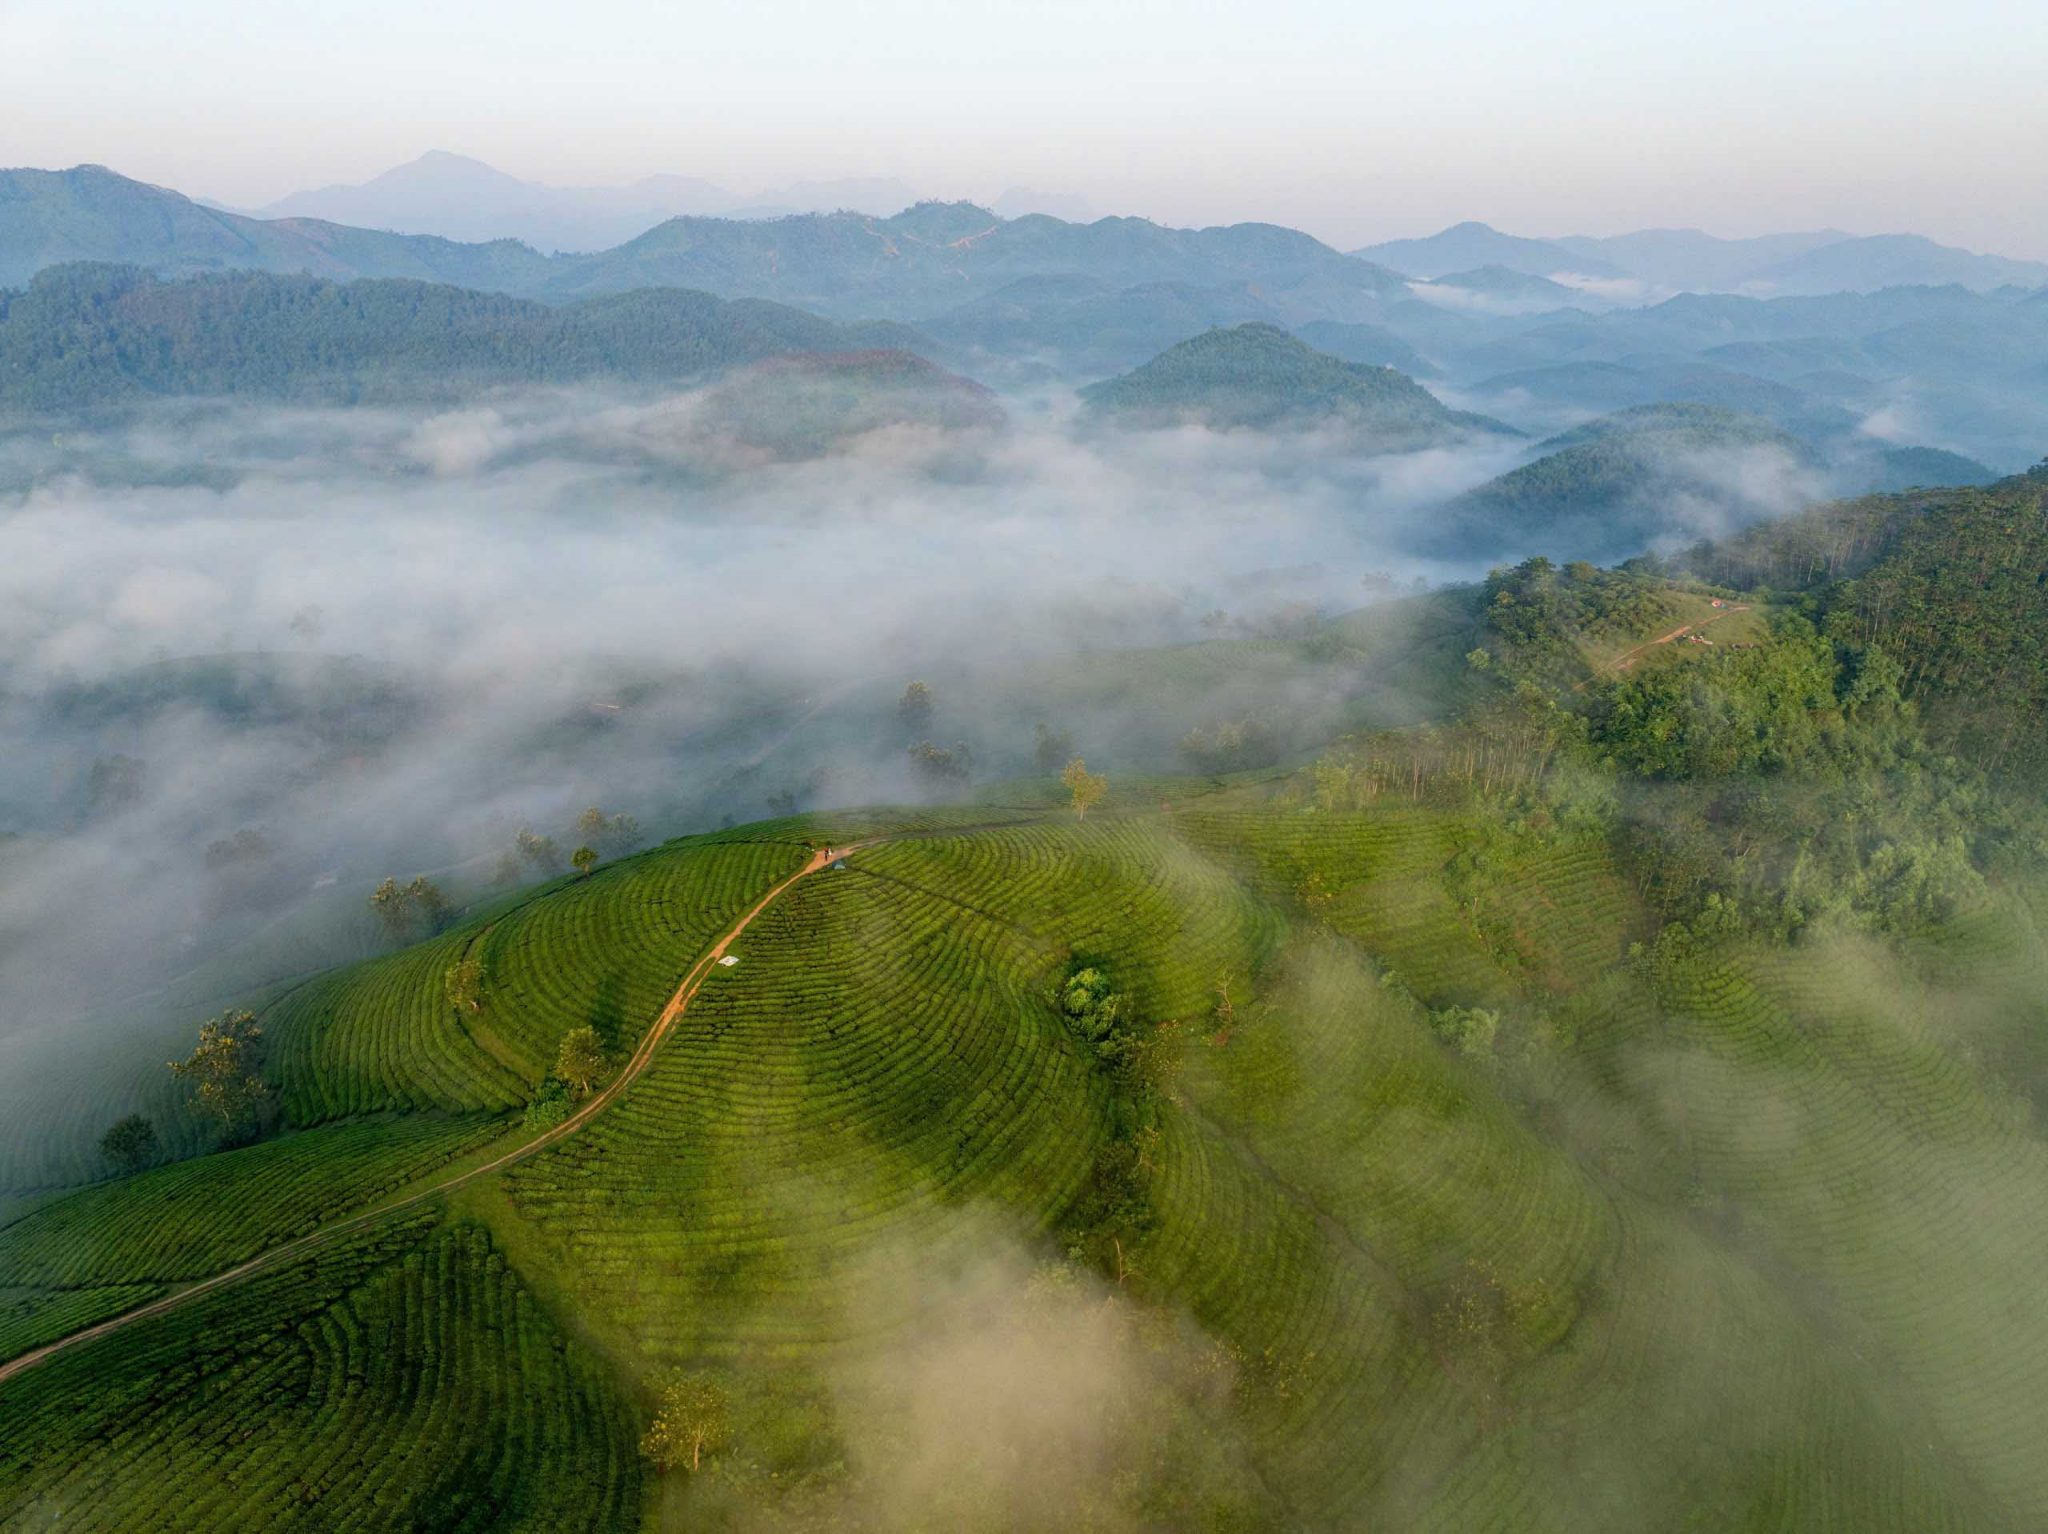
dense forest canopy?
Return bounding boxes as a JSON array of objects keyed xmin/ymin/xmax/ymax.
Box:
[{"xmin": 0, "ymin": 264, "xmax": 922, "ymax": 407}]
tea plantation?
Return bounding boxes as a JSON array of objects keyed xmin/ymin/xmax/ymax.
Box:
[{"xmin": 6, "ymin": 761, "xmax": 2048, "ymax": 1528}]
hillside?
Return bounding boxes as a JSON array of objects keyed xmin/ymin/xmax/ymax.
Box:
[
  {"xmin": 1422, "ymin": 403, "xmax": 1814, "ymax": 559},
  {"xmin": 1743, "ymin": 233, "xmax": 2048, "ymax": 295},
  {"xmin": 1079, "ymin": 322, "xmax": 1509, "ymax": 447},
  {"xmin": 1352, "ymin": 221, "xmax": 1627, "ymax": 281},
  {"xmin": 0, "ymin": 264, "xmax": 924, "ymax": 408},
  {"xmin": 679, "ymin": 350, "xmax": 1006, "ymax": 462},
  {"xmin": 9, "ymin": 541, "xmax": 2048, "ymax": 1527},
  {"xmin": 1670, "ymin": 464, "xmax": 2048, "ymax": 775},
  {"xmin": 0, "ymin": 164, "xmax": 553, "ymax": 292}
]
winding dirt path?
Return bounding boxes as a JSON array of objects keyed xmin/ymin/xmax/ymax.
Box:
[
  {"xmin": 0, "ymin": 842, "xmax": 860, "ymax": 1390},
  {"xmin": 1576, "ymin": 602, "xmax": 1751, "ymax": 689}
]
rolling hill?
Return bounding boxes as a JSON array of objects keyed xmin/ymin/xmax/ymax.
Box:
[
  {"xmin": 1422, "ymin": 403, "xmax": 1818, "ymax": 560},
  {"xmin": 1079, "ymin": 322, "xmax": 1511, "ymax": 448},
  {"xmin": 9, "ymin": 494, "xmax": 2048, "ymax": 1527}
]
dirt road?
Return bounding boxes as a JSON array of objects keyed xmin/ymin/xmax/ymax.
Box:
[
  {"xmin": 1577, "ymin": 603, "xmax": 1750, "ymax": 688},
  {"xmin": 0, "ymin": 841, "xmax": 856, "ymax": 1389}
]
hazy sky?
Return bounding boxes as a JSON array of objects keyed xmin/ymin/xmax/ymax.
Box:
[{"xmin": 3, "ymin": 0, "xmax": 2044, "ymax": 255}]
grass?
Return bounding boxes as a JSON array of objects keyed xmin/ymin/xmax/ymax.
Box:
[{"xmin": 1580, "ymin": 590, "xmax": 1775, "ymax": 682}]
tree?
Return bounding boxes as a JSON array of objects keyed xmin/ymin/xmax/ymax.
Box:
[
  {"xmin": 99, "ymin": 1114, "xmax": 158, "ymax": 1173},
  {"xmin": 898, "ymin": 680, "xmax": 934, "ymax": 734},
  {"xmin": 1062, "ymin": 757, "xmax": 1108, "ymax": 820},
  {"xmin": 640, "ymin": 1371, "xmax": 731, "ymax": 1473},
  {"xmin": 86, "ymin": 754, "xmax": 145, "ymax": 819},
  {"xmin": 908, "ymin": 739, "xmax": 972, "ymax": 784},
  {"xmin": 410, "ymin": 877, "xmax": 454, "ymax": 932},
  {"xmin": 571, "ymin": 845, "xmax": 599, "ymax": 877},
  {"xmin": 444, "ymin": 955, "xmax": 485, "ymax": 1014},
  {"xmin": 371, "ymin": 875, "xmax": 454, "ymax": 944},
  {"xmin": 576, "ymin": 807, "xmax": 641, "ymax": 856},
  {"xmin": 1034, "ymin": 723, "xmax": 1076, "ymax": 775},
  {"xmin": 516, "ymin": 829, "xmax": 563, "ymax": 874},
  {"xmin": 168, "ymin": 1011, "xmax": 268, "ymax": 1131},
  {"xmin": 556, "ymin": 1026, "xmax": 607, "ymax": 1096}
]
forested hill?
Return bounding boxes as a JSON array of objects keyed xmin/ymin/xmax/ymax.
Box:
[
  {"xmin": 1663, "ymin": 463, "xmax": 2048, "ymax": 776},
  {"xmin": 1079, "ymin": 322, "xmax": 1510, "ymax": 448},
  {"xmin": 0, "ymin": 264, "xmax": 926, "ymax": 407}
]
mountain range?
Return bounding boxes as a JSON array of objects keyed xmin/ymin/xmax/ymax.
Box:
[
  {"xmin": 1355, "ymin": 221, "xmax": 2048, "ymax": 296},
  {"xmin": 0, "ymin": 165, "xmax": 1405, "ymax": 325},
  {"xmin": 230, "ymin": 152, "xmax": 930, "ymax": 252},
  {"xmin": 5, "ymin": 164, "xmax": 2048, "ymax": 466}
]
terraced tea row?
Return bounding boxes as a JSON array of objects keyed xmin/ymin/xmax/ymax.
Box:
[
  {"xmin": 0, "ymin": 1113, "xmax": 506, "ymax": 1364},
  {"xmin": 264, "ymin": 837, "xmax": 811, "ymax": 1122},
  {"xmin": 0, "ymin": 1212, "xmax": 639, "ymax": 1531},
  {"xmin": 497, "ymin": 862, "xmax": 1106, "ymax": 1368},
  {"xmin": 1633, "ymin": 943, "xmax": 2048, "ymax": 1525}
]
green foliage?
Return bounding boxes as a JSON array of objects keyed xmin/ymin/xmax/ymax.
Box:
[
  {"xmin": 1033, "ymin": 721, "xmax": 1076, "ymax": 774},
  {"xmin": 522, "ymin": 1076, "xmax": 573, "ymax": 1131},
  {"xmin": 1060, "ymin": 754, "xmax": 1107, "ymax": 818},
  {"xmin": 554, "ymin": 1026, "xmax": 608, "ymax": 1096},
  {"xmin": 1591, "ymin": 617, "xmax": 1847, "ymax": 779},
  {"xmin": 369, "ymin": 874, "xmax": 454, "ymax": 944},
  {"xmin": 1178, "ymin": 715, "xmax": 1279, "ymax": 773},
  {"xmin": 166, "ymin": 1010, "xmax": 269, "ymax": 1134},
  {"xmin": 97, "ymin": 1114, "xmax": 158, "ymax": 1174},
  {"xmin": 909, "ymin": 738, "xmax": 973, "ymax": 783},
  {"xmin": 0, "ymin": 262, "xmax": 913, "ymax": 409},
  {"xmin": 23, "ymin": 554, "xmax": 2048, "ymax": 1533},
  {"xmin": 516, "ymin": 828, "xmax": 563, "ymax": 874},
  {"xmin": 1483, "ymin": 555, "xmax": 1675, "ymax": 687},
  {"xmin": 443, "ymin": 954, "xmax": 485, "ymax": 1015},
  {"xmin": 574, "ymin": 806, "xmax": 642, "ymax": 856},
  {"xmin": 641, "ymin": 1370, "xmax": 732, "ymax": 1473},
  {"xmin": 1431, "ymin": 405, "xmax": 1809, "ymax": 557},
  {"xmin": 570, "ymin": 845, "xmax": 599, "ymax": 877},
  {"xmin": 1428, "ymin": 1004, "xmax": 1501, "ymax": 1059}
]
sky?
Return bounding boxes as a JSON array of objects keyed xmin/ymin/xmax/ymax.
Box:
[{"xmin": 1, "ymin": 0, "xmax": 2045, "ymax": 255}]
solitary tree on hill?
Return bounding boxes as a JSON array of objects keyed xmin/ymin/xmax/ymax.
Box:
[
  {"xmin": 168, "ymin": 1010, "xmax": 268, "ymax": 1132},
  {"xmin": 516, "ymin": 829, "xmax": 563, "ymax": 874},
  {"xmin": 99, "ymin": 1113, "xmax": 159, "ymax": 1174},
  {"xmin": 571, "ymin": 845, "xmax": 599, "ymax": 877},
  {"xmin": 640, "ymin": 1371, "xmax": 731, "ymax": 1473},
  {"xmin": 556, "ymin": 1026, "xmax": 607, "ymax": 1096},
  {"xmin": 370, "ymin": 875, "xmax": 454, "ymax": 944},
  {"xmin": 898, "ymin": 680, "xmax": 934, "ymax": 734},
  {"xmin": 444, "ymin": 955, "xmax": 485, "ymax": 1014},
  {"xmin": 576, "ymin": 806, "xmax": 642, "ymax": 856},
  {"xmin": 1034, "ymin": 722, "xmax": 1076, "ymax": 775},
  {"xmin": 1062, "ymin": 756, "xmax": 1108, "ymax": 820}
]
